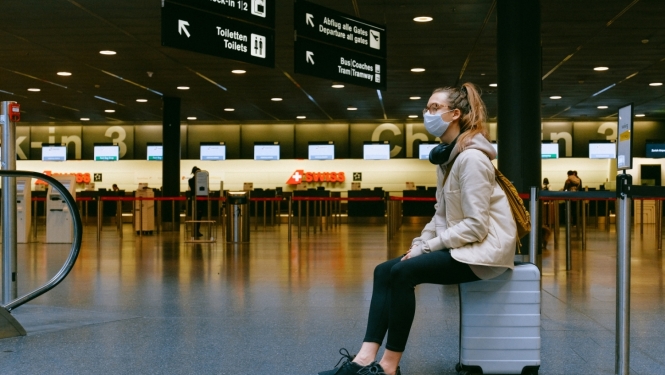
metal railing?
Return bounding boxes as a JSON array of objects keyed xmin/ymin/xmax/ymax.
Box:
[{"xmin": 1, "ymin": 170, "xmax": 82, "ymax": 311}]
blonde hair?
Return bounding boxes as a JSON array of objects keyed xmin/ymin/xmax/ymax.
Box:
[{"xmin": 432, "ymin": 82, "xmax": 489, "ymax": 148}]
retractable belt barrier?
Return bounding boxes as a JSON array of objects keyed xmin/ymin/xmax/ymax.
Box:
[
  {"xmin": 96, "ymin": 196, "xmax": 187, "ymax": 240},
  {"xmin": 249, "ymin": 197, "xmax": 283, "ymax": 230}
]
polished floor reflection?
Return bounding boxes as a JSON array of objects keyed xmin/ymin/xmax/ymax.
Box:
[{"xmin": 1, "ymin": 221, "xmax": 664, "ymax": 374}]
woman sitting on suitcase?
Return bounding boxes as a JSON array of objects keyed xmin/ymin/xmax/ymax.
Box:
[{"xmin": 318, "ymin": 83, "xmax": 517, "ymax": 375}]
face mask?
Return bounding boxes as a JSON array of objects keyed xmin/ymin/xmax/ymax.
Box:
[{"xmin": 423, "ymin": 110, "xmax": 453, "ymax": 137}]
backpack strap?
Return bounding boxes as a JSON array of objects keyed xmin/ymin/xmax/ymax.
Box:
[{"xmin": 441, "ymin": 155, "xmax": 459, "ymax": 188}]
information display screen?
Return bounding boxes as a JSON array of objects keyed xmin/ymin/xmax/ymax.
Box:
[
  {"xmin": 147, "ymin": 144, "xmax": 163, "ymax": 161},
  {"xmin": 589, "ymin": 141, "xmax": 616, "ymax": 159},
  {"xmin": 308, "ymin": 142, "xmax": 335, "ymax": 160},
  {"xmin": 646, "ymin": 140, "xmax": 665, "ymax": 158},
  {"xmin": 254, "ymin": 143, "xmax": 280, "ymax": 160},
  {"xmin": 363, "ymin": 142, "xmax": 390, "ymax": 160},
  {"xmin": 541, "ymin": 142, "xmax": 559, "ymax": 159},
  {"xmin": 42, "ymin": 144, "xmax": 67, "ymax": 161},
  {"xmin": 94, "ymin": 144, "xmax": 119, "ymax": 161},
  {"xmin": 200, "ymin": 143, "xmax": 226, "ymax": 160},
  {"xmin": 418, "ymin": 142, "xmax": 438, "ymax": 160}
]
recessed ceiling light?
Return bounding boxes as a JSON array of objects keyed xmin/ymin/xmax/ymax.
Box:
[
  {"xmin": 408, "ymin": 115, "xmax": 418, "ymax": 118},
  {"xmin": 231, "ymin": 70, "xmax": 246, "ymax": 74},
  {"xmin": 347, "ymin": 106, "xmax": 357, "ymax": 111},
  {"xmin": 27, "ymin": 88, "xmax": 41, "ymax": 92},
  {"xmin": 99, "ymin": 50, "xmax": 116, "ymax": 55},
  {"xmin": 597, "ymin": 106, "xmax": 608, "ymax": 109},
  {"xmin": 635, "ymin": 114, "xmax": 645, "ymax": 117},
  {"xmin": 177, "ymin": 86, "xmax": 189, "ymax": 90},
  {"xmin": 594, "ymin": 66, "xmax": 609, "ymax": 71},
  {"xmin": 331, "ymin": 83, "xmax": 345, "ymax": 88},
  {"xmin": 296, "ymin": 116, "xmax": 306, "ymax": 119},
  {"xmin": 550, "ymin": 96, "xmax": 562, "ymax": 99},
  {"xmin": 413, "ymin": 16, "xmax": 433, "ymax": 22},
  {"xmin": 409, "ymin": 96, "xmax": 421, "ymax": 100},
  {"xmin": 410, "ymin": 68, "xmax": 425, "ymax": 73},
  {"xmin": 271, "ymin": 98, "xmax": 283, "ymax": 101},
  {"xmin": 187, "ymin": 117, "xmax": 197, "ymax": 120},
  {"xmin": 80, "ymin": 118, "xmax": 90, "ymax": 121},
  {"xmin": 489, "ymin": 83, "xmax": 498, "ymax": 87},
  {"xmin": 104, "ymin": 109, "xmax": 115, "ymax": 113},
  {"xmin": 649, "ymin": 82, "xmax": 663, "ymax": 86},
  {"xmin": 57, "ymin": 72, "xmax": 72, "ymax": 76},
  {"xmin": 136, "ymin": 99, "xmax": 148, "ymax": 103},
  {"xmin": 224, "ymin": 108, "xmax": 235, "ymax": 112}
]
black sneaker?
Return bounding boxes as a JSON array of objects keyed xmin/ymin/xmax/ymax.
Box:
[
  {"xmin": 318, "ymin": 348, "xmax": 358, "ymax": 375},
  {"xmin": 356, "ymin": 362, "xmax": 397, "ymax": 375}
]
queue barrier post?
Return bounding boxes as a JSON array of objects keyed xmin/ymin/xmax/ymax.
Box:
[
  {"xmin": 615, "ymin": 174, "xmax": 632, "ymax": 375},
  {"xmin": 288, "ymin": 196, "xmax": 292, "ymax": 242},
  {"xmin": 565, "ymin": 199, "xmax": 572, "ymax": 271}
]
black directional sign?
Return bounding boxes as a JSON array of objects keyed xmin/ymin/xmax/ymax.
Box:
[
  {"xmin": 295, "ymin": 37, "xmax": 386, "ymax": 90},
  {"xmin": 161, "ymin": 1, "xmax": 274, "ymax": 67},
  {"xmin": 294, "ymin": 0, "xmax": 386, "ymax": 58},
  {"xmin": 170, "ymin": 0, "xmax": 275, "ymax": 28}
]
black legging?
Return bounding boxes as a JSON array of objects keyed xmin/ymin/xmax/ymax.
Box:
[{"xmin": 363, "ymin": 250, "xmax": 480, "ymax": 352}]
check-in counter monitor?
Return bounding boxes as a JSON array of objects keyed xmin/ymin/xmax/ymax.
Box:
[
  {"xmin": 46, "ymin": 175, "xmax": 77, "ymax": 243},
  {"xmin": 16, "ymin": 177, "xmax": 32, "ymax": 243}
]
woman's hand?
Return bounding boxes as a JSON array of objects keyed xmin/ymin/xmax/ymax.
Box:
[{"xmin": 402, "ymin": 242, "xmax": 422, "ymax": 261}]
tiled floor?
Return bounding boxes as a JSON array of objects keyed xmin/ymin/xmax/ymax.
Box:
[{"xmin": 1, "ymin": 219, "xmax": 664, "ymax": 374}]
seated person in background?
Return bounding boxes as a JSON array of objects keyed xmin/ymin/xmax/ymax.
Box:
[
  {"xmin": 112, "ymin": 184, "xmax": 119, "ymax": 192},
  {"xmin": 563, "ymin": 170, "xmax": 581, "ymax": 191}
]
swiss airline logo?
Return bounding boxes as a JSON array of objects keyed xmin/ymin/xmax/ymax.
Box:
[{"xmin": 286, "ymin": 170, "xmax": 345, "ymax": 185}]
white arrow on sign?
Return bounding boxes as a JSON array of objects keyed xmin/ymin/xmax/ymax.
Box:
[
  {"xmin": 178, "ymin": 20, "xmax": 191, "ymax": 38},
  {"xmin": 306, "ymin": 13, "xmax": 314, "ymax": 27},
  {"xmin": 306, "ymin": 51, "xmax": 315, "ymax": 65}
]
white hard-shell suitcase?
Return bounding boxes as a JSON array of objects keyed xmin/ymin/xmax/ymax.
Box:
[{"xmin": 456, "ymin": 262, "xmax": 541, "ymax": 375}]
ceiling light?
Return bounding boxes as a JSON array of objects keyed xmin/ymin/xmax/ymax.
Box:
[
  {"xmin": 635, "ymin": 114, "xmax": 645, "ymax": 117},
  {"xmin": 408, "ymin": 115, "xmax": 418, "ymax": 118},
  {"xmin": 549, "ymin": 96, "xmax": 562, "ymax": 99},
  {"xmin": 597, "ymin": 106, "xmax": 608, "ymax": 109},
  {"xmin": 177, "ymin": 86, "xmax": 189, "ymax": 90},
  {"xmin": 80, "ymin": 118, "xmax": 90, "ymax": 121},
  {"xmin": 649, "ymin": 82, "xmax": 663, "ymax": 86},
  {"xmin": 347, "ymin": 106, "xmax": 357, "ymax": 111},
  {"xmin": 409, "ymin": 96, "xmax": 421, "ymax": 100},
  {"xmin": 27, "ymin": 88, "xmax": 40, "ymax": 92},
  {"xmin": 410, "ymin": 68, "xmax": 425, "ymax": 73},
  {"xmin": 331, "ymin": 83, "xmax": 345, "ymax": 88},
  {"xmin": 104, "ymin": 109, "xmax": 115, "ymax": 113},
  {"xmin": 224, "ymin": 108, "xmax": 235, "ymax": 112},
  {"xmin": 231, "ymin": 70, "xmax": 246, "ymax": 74},
  {"xmin": 136, "ymin": 99, "xmax": 147, "ymax": 103},
  {"xmin": 413, "ymin": 16, "xmax": 433, "ymax": 22},
  {"xmin": 296, "ymin": 116, "xmax": 306, "ymax": 119},
  {"xmin": 489, "ymin": 83, "xmax": 498, "ymax": 87},
  {"xmin": 99, "ymin": 50, "xmax": 116, "ymax": 55},
  {"xmin": 593, "ymin": 66, "xmax": 609, "ymax": 71},
  {"xmin": 187, "ymin": 117, "xmax": 197, "ymax": 120},
  {"xmin": 271, "ymin": 98, "xmax": 283, "ymax": 101},
  {"xmin": 57, "ymin": 72, "xmax": 72, "ymax": 76}
]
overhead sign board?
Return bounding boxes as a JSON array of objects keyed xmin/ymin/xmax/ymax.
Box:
[
  {"xmin": 295, "ymin": 37, "xmax": 386, "ymax": 90},
  {"xmin": 161, "ymin": 1, "xmax": 274, "ymax": 67},
  {"xmin": 294, "ymin": 0, "xmax": 386, "ymax": 58},
  {"xmin": 617, "ymin": 103, "xmax": 633, "ymax": 170},
  {"xmin": 170, "ymin": 0, "xmax": 275, "ymax": 28}
]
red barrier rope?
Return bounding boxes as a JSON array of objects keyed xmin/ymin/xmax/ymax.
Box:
[
  {"xmin": 388, "ymin": 196, "xmax": 436, "ymax": 201},
  {"xmin": 291, "ymin": 196, "xmax": 383, "ymax": 201},
  {"xmin": 196, "ymin": 196, "xmax": 227, "ymax": 201},
  {"xmin": 249, "ymin": 197, "xmax": 283, "ymax": 202},
  {"xmin": 99, "ymin": 196, "xmax": 187, "ymax": 202}
]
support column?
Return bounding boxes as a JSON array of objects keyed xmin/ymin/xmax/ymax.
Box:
[
  {"xmin": 162, "ymin": 97, "xmax": 181, "ymax": 230},
  {"xmin": 497, "ymin": 0, "xmax": 542, "ymax": 254}
]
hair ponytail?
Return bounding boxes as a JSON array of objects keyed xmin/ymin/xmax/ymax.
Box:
[{"xmin": 431, "ymin": 82, "xmax": 489, "ymax": 149}]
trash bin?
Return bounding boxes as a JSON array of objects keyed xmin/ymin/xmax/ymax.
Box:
[{"xmin": 226, "ymin": 191, "xmax": 249, "ymax": 242}]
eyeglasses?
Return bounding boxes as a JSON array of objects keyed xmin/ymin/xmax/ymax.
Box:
[{"xmin": 423, "ymin": 103, "xmax": 450, "ymax": 114}]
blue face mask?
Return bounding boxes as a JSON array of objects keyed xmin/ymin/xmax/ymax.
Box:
[{"xmin": 423, "ymin": 110, "xmax": 453, "ymax": 137}]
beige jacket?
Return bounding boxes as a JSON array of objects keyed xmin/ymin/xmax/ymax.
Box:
[{"xmin": 413, "ymin": 134, "xmax": 517, "ymax": 279}]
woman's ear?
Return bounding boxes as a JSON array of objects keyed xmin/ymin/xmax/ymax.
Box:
[{"xmin": 452, "ymin": 108, "xmax": 462, "ymax": 121}]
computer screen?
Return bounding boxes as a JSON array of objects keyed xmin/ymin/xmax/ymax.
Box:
[
  {"xmin": 363, "ymin": 142, "xmax": 390, "ymax": 160},
  {"xmin": 147, "ymin": 144, "xmax": 163, "ymax": 161},
  {"xmin": 541, "ymin": 142, "xmax": 559, "ymax": 159},
  {"xmin": 308, "ymin": 142, "xmax": 335, "ymax": 160},
  {"xmin": 418, "ymin": 143, "xmax": 438, "ymax": 160},
  {"xmin": 254, "ymin": 143, "xmax": 280, "ymax": 160},
  {"xmin": 589, "ymin": 141, "xmax": 616, "ymax": 159},
  {"xmin": 200, "ymin": 143, "xmax": 226, "ymax": 160},
  {"xmin": 42, "ymin": 144, "xmax": 67, "ymax": 161},
  {"xmin": 646, "ymin": 140, "xmax": 665, "ymax": 158},
  {"xmin": 94, "ymin": 144, "xmax": 119, "ymax": 161},
  {"xmin": 491, "ymin": 142, "xmax": 498, "ymax": 154}
]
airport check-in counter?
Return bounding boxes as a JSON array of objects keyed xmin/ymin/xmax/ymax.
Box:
[
  {"xmin": 45, "ymin": 175, "xmax": 77, "ymax": 243},
  {"xmin": 402, "ymin": 187, "xmax": 436, "ymax": 217},
  {"xmin": 16, "ymin": 177, "xmax": 32, "ymax": 243},
  {"xmin": 293, "ymin": 189, "xmax": 330, "ymax": 217},
  {"xmin": 347, "ymin": 188, "xmax": 385, "ymax": 217}
]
